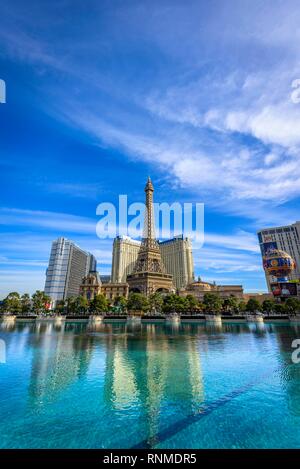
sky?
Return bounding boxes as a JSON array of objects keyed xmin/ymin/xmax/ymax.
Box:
[{"xmin": 1, "ymin": 0, "xmax": 300, "ymax": 297}]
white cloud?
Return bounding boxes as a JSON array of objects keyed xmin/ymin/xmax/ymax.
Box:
[{"xmin": 0, "ymin": 208, "xmax": 96, "ymax": 234}]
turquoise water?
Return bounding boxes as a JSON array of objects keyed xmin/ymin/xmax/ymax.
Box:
[{"xmin": 0, "ymin": 320, "xmax": 300, "ymax": 449}]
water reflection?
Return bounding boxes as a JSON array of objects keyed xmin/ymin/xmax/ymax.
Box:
[{"xmin": 1, "ymin": 320, "xmax": 300, "ymax": 447}]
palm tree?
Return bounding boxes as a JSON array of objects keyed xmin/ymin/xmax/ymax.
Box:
[
  {"xmin": 66, "ymin": 297, "xmax": 75, "ymax": 314},
  {"xmin": 32, "ymin": 290, "xmax": 51, "ymax": 315},
  {"xmin": 75, "ymin": 296, "xmax": 89, "ymax": 314},
  {"xmin": 21, "ymin": 293, "xmax": 31, "ymax": 314}
]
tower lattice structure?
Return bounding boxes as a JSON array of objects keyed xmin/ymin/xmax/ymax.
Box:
[
  {"xmin": 132, "ymin": 177, "xmax": 166, "ymax": 274},
  {"xmin": 127, "ymin": 177, "xmax": 173, "ymax": 296}
]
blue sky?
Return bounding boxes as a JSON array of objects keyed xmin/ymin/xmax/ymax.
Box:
[{"xmin": 1, "ymin": 0, "xmax": 300, "ymax": 297}]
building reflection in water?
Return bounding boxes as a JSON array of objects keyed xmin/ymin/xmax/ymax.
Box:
[
  {"xmin": 3, "ymin": 319, "xmax": 300, "ymax": 444},
  {"xmin": 102, "ymin": 323, "xmax": 204, "ymax": 447},
  {"xmin": 26, "ymin": 322, "xmax": 95, "ymax": 407}
]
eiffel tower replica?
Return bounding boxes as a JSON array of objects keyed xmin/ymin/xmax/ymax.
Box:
[{"xmin": 127, "ymin": 177, "xmax": 174, "ymax": 296}]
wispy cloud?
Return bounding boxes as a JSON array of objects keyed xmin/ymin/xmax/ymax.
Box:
[
  {"xmin": 0, "ymin": 208, "xmax": 96, "ymax": 234},
  {"xmin": 1, "ymin": 0, "xmax": 299, "ymax": 296}
]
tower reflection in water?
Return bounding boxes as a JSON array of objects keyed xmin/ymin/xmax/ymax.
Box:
[
  {"xmin": 103, "ymin": 322, "xmax": 204, "ymax": 447},
  {"xmin": 1, "ymin": 319, "xmax": 300, "ymax": 448},
  {"xmin": 3, "ymin": 321, "xmax": 205, "ymax": 439}
]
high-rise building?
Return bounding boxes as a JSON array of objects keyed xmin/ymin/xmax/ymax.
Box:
[
  {"xmin": 159, "ymin": 236, "xmax": 194, "ymax": 289},
  {"xmin": 111, "ymin": 236, "xmax": 141, "ymax": 283},
  {"xmin": 257, "ymin": 221, "xmax": 300, "ymax": 290},
  {"xmin": 45, "ymin": 237, "xmax": 96, "ymax": 304},
  {"xmin": 111, "ymin": 234, "xmax": 195, "ymax": 290}
]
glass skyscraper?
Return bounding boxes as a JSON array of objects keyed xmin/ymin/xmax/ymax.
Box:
[{"xmin": 44, "ymin": 237, "xmax": 96, "ymax": 304}]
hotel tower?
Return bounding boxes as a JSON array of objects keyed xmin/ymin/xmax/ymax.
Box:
[
  {"xmin": 45, "ymin": 237, "xmax": 96, "ymax": 304},
  {"xmin": 111, "ymin": 235, "xmax": 194, "ymax": 290},
  {"xmin": 257, "ymin": 221, "xmax": 300, "ymax": 290}
]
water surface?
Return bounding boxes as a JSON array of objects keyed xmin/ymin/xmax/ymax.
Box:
[{"xmin": 0, "ymin": 321, "xmax": 300, "ymax": 448}]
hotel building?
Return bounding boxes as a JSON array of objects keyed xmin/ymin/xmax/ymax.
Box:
[
  {"xmin": 111, "ymin": 235, "xmax": 195, "ymax": 290},
  {"xmin": 257, "ymin": 222, "xmax": 300, "ymax": 290},
  {"xmin": 179, "ymin": 278, "xmax": 244, "ymax": 301},
  {"xmin": 111, "ymin": 236, "xmax": 140, "ymax": 284},
  {"xmin": 159, "ymin": 236, "xmax": 194, "ymax": 289},
  {"xmin": 45, "ymin": 237, "xmax": 96, "ymax": 304},
  {"xmin": 80, "ymin": 271, "xmax": 129, "ymax": 302}
]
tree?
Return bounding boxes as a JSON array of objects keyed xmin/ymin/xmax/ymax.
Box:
[
  {"xmin": 274, "ymin": 303, "xmax": 286, "ymax": 315},
  {"xmin": 149, "ymin": 292, "xmax": 163, "ymax": 314},
  {"xmin": 161, "ymin": 294, "xmax": 193, "ymax": 314},
  {"xmin": 237, "ymin": 301, "xmax": 247, "ymax": 314},
  {"xmin": 74, "ymin": 296, "xmax": 89, "ymax": 314},
  {"xmin": 66, "ymin": 297, "xmax": 75, "ymax": 314},
  {"xmin": 3, "ymin": 292, "xmax": 22, "ymax": 314},
  {"xmin": 113, "ymin": 296, "xmax": 128, "ymax": 313},
  {"xmin": 21, "ymin": 293, "xmax": 31, "ymax": 314},
  {"xmin": 162, "ymin": 294, "xmax": 176, "ymax": 313},
  {"xmin": 55, "ymin": 299, "xmax": 66, "ymax": 315},
  {"xmin": 246, "ymin": 298, "xmax": 261, "ymax": 313},
  {"xmin": 172, "ymin": 296, "xmax": 187, "ymax": 313},
  {"xmin": 203, "ymin": 293, "xmax": 223, "ymax": 315},
  {"xmin": 32, "ymin": 290, "xmax": 51, "ymax": 315},
  {"xmin": 285, "ymin": 298, "xmax": 300, "ymax": 315},
  {"xmin": 90, "ymin": 294, "xmax": 109, "ymax": 314},
  {"xmin": 185, "ymin": 294, "xmax": 198, "ymax": 312},
  {"xmin": 127, "ymin": 293, "xmax": 149, "ymax": 313},
  {"xmin": 223, "ymin": 296, "xmax": 239, "ymax": 315},
  {"xmin": 262, "ymin": 299, "xmax": 275, "ymax": 315}
]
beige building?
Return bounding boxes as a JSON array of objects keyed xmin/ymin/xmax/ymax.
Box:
[
  {"xmin": 80, "ymin": 272, "xmax": 129, "ymax": 302},
  {"xmin": 111, "ymin": 234, "xmax": 194, "ymax": 290},
  {"xmin": 101, "ymin": 283, "xmax": 129, "ymax": 301},
  {"xmin": 179, "ymin": 279, "xmax": 244, "ymax": 301},
  {"xmin": 243, "ymin": 293, "xmax": 273, "ymax": 304},
  {"xmin": 79, "ymin": 271, "xmax": 101, "ymax": 300},
  {"xmin": 111, "ymin": 236, "xmax": 140, "ymax": 283},
  {"xmin": 257, "ymin": 221, "xmax": 300, "ymax": 290},
  {"xmin": 158, "ymin": 236, "xmax": 194, "ymax": 289}
]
